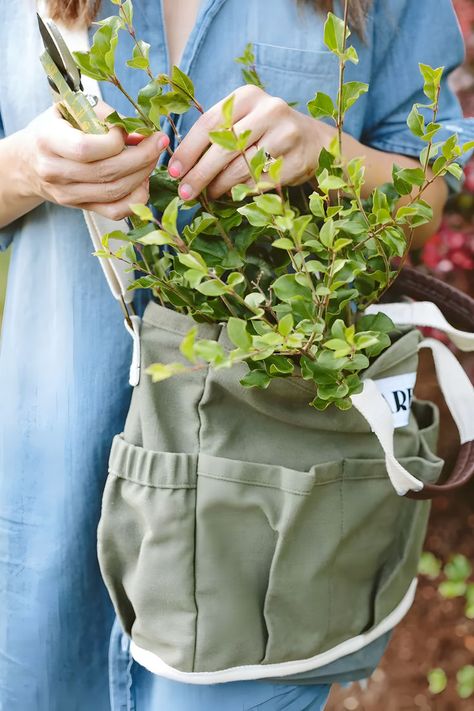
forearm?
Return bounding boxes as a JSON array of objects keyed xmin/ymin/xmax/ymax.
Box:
[
  {"xmin": 0, "ymin": 132, "xmax": 44, "ymax": 230},
  {"xmin": 321, "ymin": 124, "xmax": 448, "ymax": 250}
]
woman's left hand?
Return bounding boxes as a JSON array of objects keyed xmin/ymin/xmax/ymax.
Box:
[{"xmin": 167, "ymin": 84, "xmax": 333, "ymax": 200}]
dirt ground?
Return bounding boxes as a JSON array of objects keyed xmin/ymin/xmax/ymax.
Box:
[{"xmin": 326, "ymin": 347, "xmax": 474, "ymax": 711}]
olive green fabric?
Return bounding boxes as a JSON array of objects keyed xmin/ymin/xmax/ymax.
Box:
[{"xmin": 97, "ymin": 301, "xmax": 443, "ymax": 674}]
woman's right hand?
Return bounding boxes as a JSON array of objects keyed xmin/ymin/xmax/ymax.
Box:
[{"xmin": 17, "ymin": 101, "xmax": 169, "ymax": 221}]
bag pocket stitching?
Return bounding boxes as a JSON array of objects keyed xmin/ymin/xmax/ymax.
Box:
[
  {"xmin": 107, "ymin": 469, "xmax": 196, "ymax": 490},
  {"xmin": 198, "ymin": 471, "xmax": 311, "ymax": 497}
]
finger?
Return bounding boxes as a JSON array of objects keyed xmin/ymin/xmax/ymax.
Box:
[
  {"xmin": 43, "ymin": 112, "xmax": 126, "ymax": 163},
  {"xmin": 53, "ymin": 161, "xmax": 155, "ymax": 206},
  {"xmin": 42, "ymin": 133, "xmax": 168, "ymax": 185},
  {"xmin": 125, "ymin": 133, "xmax": 147, "ymax": 146},
  {"xmin": 168, "ymin": 84, "xmax": 266, "ymax": 180},
  {"xmin": 175, "ymin": 108, "xmax": 277, "ymax": 200},
  {"xmin": 206, "ymin": 144, "xmax": 260, "ymax": 199},
  {"xmin": 79, "ymin": 181, "xmax": 150, "ymax": 222}
]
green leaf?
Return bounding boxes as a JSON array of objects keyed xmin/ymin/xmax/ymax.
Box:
[
  {"xmin": 105, "ymin": 111, "xmax": 154, "ymax": 135},
  {"xmin": 407, "ymin": 104, "xmax": 425, "ymax": 138},
  {"xmin": 236, "ymin": 129, "xmax": 252, "ymax": 151},
  {"xmin": 244, "ymin": 292, "xmax": 266, "ymax": 309},
  {"xmin": 344, "ymin": 46, "xmax": 359, "ymax": 65},
  {"xmin": 180, "ymin": 326, "xmax": 198, "ymax": 363},
  {"xmin": 272, "ymin": 237, "xmax": 295, "ymax": 250},
  {"xmin": 126, "ymin": 40, "xmax": 151, "ymax": 70},
  {"xmin": 323, "ymin": 12, "xmax": 348, "ymax": 54},
  {"xmin": 227, "ymin": 318, "xmax": 252, "ymax": 349},
  {"xmin": 307, "ymin": 92, "xmax": 336, "ymax": 120},
  {"xmin": 162, "ymin": 196, "xmax": 180, "ymax": 236},
  {"xmin": 235, "ymin": 42, "xmax": 256, "ymax": 66},
  {"xmin": 237, "ymin": 203, "xmax": 269, "ymax": 227},
  {"xmin": 272, "ymin": 274, "xmax": 312, "ymax": 303},
  {"xmin": 227, "ymin": 272, "xmax": 245, "ymax": 287},
  {"xmin": 221, "ymin": 94, "xmax": 235, "ymax": 129},
  {"xmin": 149, "ymin": 91, "xmax": 191, "ymax": 121},
  {"xmin": 170, "ymin": 65, "xmax": 195, "ymax": 99},
  {"xmin": 177, "ymin": 250, "xmax": 208, "ymax": 272},
  {"xmin": 137, "ymin": 78, "xmax": 163, "ymax": 113},
  {"xmin": 324, "ymin": 338, "xmax": 352, "ymax": 358},
  {"xmin": 196, "ymin": 279, "xmax": 230, "ymax": 296},
  {"xmin": 250, "ymin": 148, "xmax": 266, "ymax": 181},
  {"xmin": 465, "ymin": 583, "xmax": 474, "ymax": 619},
  {"xmin": 120, "ymin": 0, "xmax": 133, "ymax": 25},
  {"xmin": 444, "ymin": 554, "xmax": 472, "ymax": 582},
  {"xmin": 356, "ymin": 312, "xmax": 395, "ymax": 334},
  {"xmin": 319, "ymin": 219, "xmax": 337, "ymax": 248},
  {"xmin": 130, "ymin": 204, "xmax": 154, "ymax": 221},
  {"xmin": 209, "ymin": 129, "xmax": 238, "ymax": 151},
  {"xmin": 146, "ymin": 362, "xmax": 186, "ymax": 382},
  {"xmin": 396, "ymin": 200, "xmax": 433, "ymax": 227},
  {"xmin": 231, "ymin": 183, "xmax": 256, "ymax": 201},
  {"xmin": 268, "ymin": 156, "xmax": 283, "ymax": 183},
  {"xmin": 309, "ymin": 192, "xmax": 326, "ymax": 218},
  {"xmin": 456, "ymin": 665, "xmax": 474, "ymax": 700},
  {"xmin": 339, "ymin": 81, "xmax": 368, "ymax": 114},
  {"xmin": 278, "ymin": 313, "xmax": 294, "ymax": 337},
  {"xmin": 72, "ymin": 51, "xmax": 108, "ymax": 82},
  {"xmin": 194, "ymin": 339, "xmax": 226, "ymax": 364},
  {"xmin": 138, "ymin": 229, "xmax": 174, "ymax": 246},
  {"xmin": 439, "ymin": 580, "xmax": 467, "ymax": 598},
  {"xmin": 428, "ymin": 668, "xmax": 448, "ymax": 695},
  {"xmin": 446, "ymin": 163, "xmax": 463, "ymax": 180},
  {"xmin": 318, "ymin": 170, "xmax": 346, "ymax": 193},
  {"xmin": 240, "ymin": 369, "xmax": 271, "ymax": 389},
  {"xmin": 91, "ymin": 18, "xmax": 122, "ymax": 75},
  {"xmin": 417, "ymin": 552, "xmax": 442, "ymax": 579},
  {"xmin": 254, "ymin": 194, "xmax": 283, "ymax": 215},
  {"xmin": 392, "ymin": 165, "xmax": 426, "ymax": 196},
  {"xmin": 419, "ymin": 63, "xmax": 443, "ymax": 103}
]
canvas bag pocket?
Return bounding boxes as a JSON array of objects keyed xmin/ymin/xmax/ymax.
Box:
[{"xmin": 96, "ymin": 302, "xmax": 461, "ymax": 678}]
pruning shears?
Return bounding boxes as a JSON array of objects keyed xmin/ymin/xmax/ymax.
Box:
[
  {"xmin": 37, "ymin": 13, "xmax": 143, "ymax": 327},
  {"xmin": 37, "ymin": 13, "xmax": 107, "ymax": 135}
]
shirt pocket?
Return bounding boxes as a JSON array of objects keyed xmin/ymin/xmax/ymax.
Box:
[{"xmin": 253, "ymin": 42, "xmax": 340, "ymax": 111}]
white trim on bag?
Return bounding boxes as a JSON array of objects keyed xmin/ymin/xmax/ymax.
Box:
[{"xmin": 129, "ymin": 578, "xmax": 417, "ymax": 684}]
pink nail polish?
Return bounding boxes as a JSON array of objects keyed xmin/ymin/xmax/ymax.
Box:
[
  {"xmin": 168, "ymin": 161, "xmax": 182, "ymax": 178},
  {"xmin": 179, "ymin": 183, "xmax": 193, "ymax": 200}
]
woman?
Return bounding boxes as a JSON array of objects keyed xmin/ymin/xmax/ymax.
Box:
[{"xmin": 0, "ymin": 1, "xmax": 472, "ymax": 709}]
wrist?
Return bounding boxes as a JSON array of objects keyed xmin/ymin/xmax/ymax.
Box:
[{"xmin": 8, "ymin": 130, "xmax": 41, "ymax": 201}]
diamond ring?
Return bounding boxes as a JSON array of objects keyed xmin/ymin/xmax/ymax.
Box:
[{"xmin": 256, "ymin": 144, "xmax": 278, "ymax": 172}]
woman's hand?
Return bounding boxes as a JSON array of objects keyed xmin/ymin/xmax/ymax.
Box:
[
  {"xmin": 17, "ymin": 101, "xmax": 169, "ymax": 221},
  {"xmin": 168, "ymin": 85, "xmax": 331, "ymax": 200}
]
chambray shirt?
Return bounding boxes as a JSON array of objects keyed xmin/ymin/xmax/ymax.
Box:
[{"xmin": 0, "ymin": 1, "xmax": 473, "ymax": 709}]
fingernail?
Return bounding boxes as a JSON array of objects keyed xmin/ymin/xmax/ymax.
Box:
[
  {"xmin": 168, "ymin": 161, "xmax": 182, "ymax": 178},
  {"xmin": 179, "ymin": 183, "xmax": 193, "ymax": 200},
  {"xmin": 158, "ymin": 134, "xmax": 170, "ymax": 150}
]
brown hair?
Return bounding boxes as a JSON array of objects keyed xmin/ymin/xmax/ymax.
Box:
[{"xmin": 48, "ymin": 0, "xmax": 372, "ymax": 35}]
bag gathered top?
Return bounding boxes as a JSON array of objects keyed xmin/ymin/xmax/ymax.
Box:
[{"xmin": 37, "ymin": 5, "xmax": 474, "ymax": 684}]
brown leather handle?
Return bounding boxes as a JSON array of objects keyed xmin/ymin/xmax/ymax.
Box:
[
  {"xmin": 386, "ymin": 266, "xmax": 474, "ymax": 499},
  {"xmin": 406, "ymin": 441, "xmax": 474, "ymax": 499},
  {"xmin": 387, "ymin": 265, "xmax": 474, "ymax": 331}
]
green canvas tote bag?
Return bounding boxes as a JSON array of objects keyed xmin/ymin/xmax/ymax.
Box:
[{"xmin": 94, "ymin": 284, "xmax": 474, "ymax": 683}]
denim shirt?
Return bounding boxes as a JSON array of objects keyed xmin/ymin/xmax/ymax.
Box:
[{"xmin": 0, "ymin": 1, "xmax": 473, "ymax": 709}]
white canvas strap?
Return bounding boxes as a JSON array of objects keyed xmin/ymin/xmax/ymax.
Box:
[
  {"xmin": 364, "ymin": 300, "xmax": 474, "ymax": 351},
  {"xmin": 352, "ymin": 333, "xmax": 474, "ymax": 495}
]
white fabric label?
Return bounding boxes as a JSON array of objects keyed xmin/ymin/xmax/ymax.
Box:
[{"xmin": 373, "ymin": 372, "xmax": 417, "ymax": 428}]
